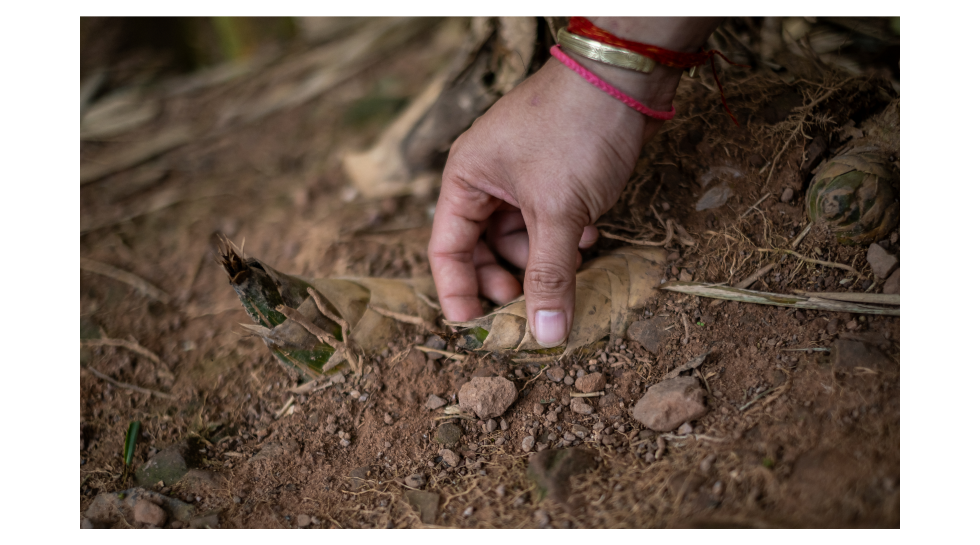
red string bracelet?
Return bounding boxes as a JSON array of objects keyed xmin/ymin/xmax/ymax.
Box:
[
  {"xmin": 567, "ymin": 17, "xmax": 746, "ymax": 125},
  {"xmin": 550, "ymin": 45, "xmax": 675, "ymax": 121}
]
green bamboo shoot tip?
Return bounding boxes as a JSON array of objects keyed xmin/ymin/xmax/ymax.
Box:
[{"xmin": 124, "ymin": 421, "xmax": 140, "ymax": 466}]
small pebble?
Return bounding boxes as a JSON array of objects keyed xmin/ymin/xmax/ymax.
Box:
[
  {"xmin": 297, "ymin": 514, "xmax": 311, "ymax": 528},
  {"xmin": 496, "ymin": 484, "xmax": 506, "ymax": 497},
  {"xmin": 463, "ymin": 506, "xmax": 474, "ymax": 517},
  {"xmin": 563, "ymin": 376, "xmax": 574, "ymax": 386},
  {"xmin": 383, "ymin": 413, "xmax": 393, "ymax": 425},
  {"xmin": 499, "ymin": 418, "xmax": 509, "ymax": 431},
  {"xmin": 485, "ymin": 419, "xmax": 498, "ymax": 433},
  {"xmin": 521, "ymin": 436, "xmax": 535, "ymax": 452},
  {"xmin": 233, "ymin": 495, "xmax": 242, "ymax": 504},
  {"xmin": 534, "ymin": 509, "xmax": 550, "ymax": 528},
  {"xmin": 546, "ymin": 367, "xmax": 566, "ymax": 383}
]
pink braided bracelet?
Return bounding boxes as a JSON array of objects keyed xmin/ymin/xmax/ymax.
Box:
[{"xmin": 550, "ymin": 44, "xmax": 675, "ymax": 121}]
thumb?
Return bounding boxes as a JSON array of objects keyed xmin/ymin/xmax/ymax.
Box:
[{"xmin": 523, "ymin": 204, "xmax": 586, "ymax": 348}]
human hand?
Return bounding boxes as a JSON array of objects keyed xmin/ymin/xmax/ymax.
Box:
[{"xmin": 428, "ymin": 55, "xmax": 680, "ymax": 347}]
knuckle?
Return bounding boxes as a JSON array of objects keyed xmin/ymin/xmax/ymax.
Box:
[{"xmin": 524, "ymin": 264, "xmax": 573, "ymax": 297}]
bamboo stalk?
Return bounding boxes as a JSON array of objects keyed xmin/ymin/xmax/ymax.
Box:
[{"xmin": 660, "ymin": 281, "xmax": 899, "ymax": 316}]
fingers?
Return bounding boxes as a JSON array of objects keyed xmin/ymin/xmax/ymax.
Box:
[
  {"xmin": 428, "ymin": 180, "xmax": 500, "ymax": 322},
  {"xmin": 579, "ymin": 225, "xmax": 599, "ymax": 249},
  {"xmin": 473, "ymin": 240, "xmax": 522, "ymax": 305},
  {"xmin": 485, "ymin": 208, "xmax": 530, "ymax": 269},
  {"xmin": 522, "ymin": 201, "xmax": 589, "ymax": 348}
]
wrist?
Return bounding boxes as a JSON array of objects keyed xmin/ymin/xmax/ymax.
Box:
[{"xmin": 561, "ymin": 48, "xmax": 683, "ymax": 112}]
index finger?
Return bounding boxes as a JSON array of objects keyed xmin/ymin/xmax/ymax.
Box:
[{"xmin": 428, "ymin": 179, "xmax": 500, "ymax": 322}]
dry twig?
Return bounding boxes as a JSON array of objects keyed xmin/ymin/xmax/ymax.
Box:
[
  {"xmin": 80, "ymin": 337, "xmax": 162, "ymax": 366},
  {"xmin": 82, "ymin": 366, "xmax": 176, "ymax": 400}
]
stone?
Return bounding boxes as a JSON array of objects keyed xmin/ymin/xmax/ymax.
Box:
[
  {"xmin": 780, "ymin": 187, "xmax": 795, "ymax": 203},
  {"xmin": 632, "ymin": 376, "xmax": 709, "ymax": 431},
  {"xmin": 438, "ymin": 449, "xmax": 460, "ymax": 468},
  {"xmin": 405, "ymin": 474, "xmax": 426, "ymax": 488},
  {"xmin": 85, "ymin": 488, "xmax": 195, "ymax": 526},
  {"xmin": 534, "ymin": 509, "xmax": 550, "ymax": 528},
  {"xmin": 598, "ymin": 393, "xmax": 621, "ymax": 408},
  {"xmin": 133, "ymin": 499, "xmax": 166, "ymax": 526},
  {"xmin": 533, "ymin": 402, "xmax": 545, "ymax": 416},
  {"xmin": 696, "ymin": 183, "xmax": 732, "ymax": 211},
  {"xmin": 521, "ymin": 436, "xmax": 535, "ymax": 452},
  {"xmin": 405, "ymin": 490, "xmax": 440, "ymax": 524},
  {"xmin": 867, "ymin": 243, "xmax": 898, "ymax": 279},
  {"xmin": 458, "ymin": 377, "xmax": 518, "ymax": 419},
  {"xmin": 563, "ymin": 376, "xmax": 574, "ymax": 386},
  {"xmin": 546, "ymin": 367, "xmax": 566, "ymax": 383},
  {"xmin": 677, "ymin": 422, "xmax": 694, "ymax": 435},
  {"xmin": 627, "ymin": 317, "xmax": 670, "ymax": 354},
  {"xmin": 434, "ymin": 423, "xmax": 463, "ymax": 446},
  {"xmin": 570, "ymin": 397, "xmax": 594, "ymax": 415},
  {"xmin": 485, "ymin": 419, "xmax": 498, "ymax": 433},
  {"xmin": 527, "ymin": 447, "xmax": 598, "ymax": 504},
  {"xmin": 575, "ymin": 373, "xmax": 606, "ymax": 393},
  {"xmin": 425, "ymin": 394, "xmax": 447, "ymax": 410},
  {"xmin": 135, "ymin": 444, "xmax": 188, "ymax": 487},
  {"xmin": 424, "ymin": 335, "xmax": 447, "ymax": 360},
  {"xmin": 883, "ymin": 268, "xmax": 900, "ymax": 295},
  {"xmin": 499, "ymin": 418, "xmax": 509, "ymax": 431},
  {"xmin": 679, "ymin": 269, "xmax": 693, "ymax": 282},
  {"xmin": 177, "ymin": 469, "xmax": 221, "ymax": 497},
  {"xmin": 297, "ymin": 514, "xmax": 312, "ymax": 527}
]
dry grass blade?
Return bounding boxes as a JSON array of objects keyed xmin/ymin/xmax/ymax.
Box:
[
  {"xmin": 793, "ymin": 291, "xmax": 899, "ymax": 305},
  {"xmin": 80, "ymin": 125, "xmax": 194, "ymax": 185},
  {"xmin": 414, "ymin": 346, "xmax": 464, "ymax": 361},
  {"xmin": 661, "ymin": 281, "xmax": 899, "ymax": 316},
  {"xmin": 757, "ymin": 247, "xmax": 864, "ymax": 278},
  {"xmin": 82, "ymin": 366, "xmax": 176, "ymax": 400},
  {"xmin": 791, "ymin": 222, "xmax": 812, "ymax": 249},
  {"xmin": 80, "ymin": 337, "xmax": 162, "ymax": 366},
  {"xmin": 569, "ymin": 392, "xmax": 604, "ymax": 398},
  {"xmin": 80, "ymin": 257, "xmax": 171, "ymax": 303}
]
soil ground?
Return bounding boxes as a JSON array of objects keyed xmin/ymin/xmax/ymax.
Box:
[{"xmin": 80, "ymin": 17, "xmax": 900, "ymax": 528}]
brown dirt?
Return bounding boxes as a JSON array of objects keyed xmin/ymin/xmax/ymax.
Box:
[{"xmin": 80, "ymin": 17, "xmax": 899, "ymax": 529}]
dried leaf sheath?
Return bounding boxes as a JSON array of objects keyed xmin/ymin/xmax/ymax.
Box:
[
  {"xmin": 216, "ymin": 237, "xmax": 439, "ymax": 381},
  {"xmin": 448, "ymin": 246, "xmax": 668, "ymax": 356}
]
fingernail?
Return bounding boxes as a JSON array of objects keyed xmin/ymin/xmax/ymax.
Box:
[{"xmin": 534, "ymin": 310, "xmax": 567, "ymax": 348}]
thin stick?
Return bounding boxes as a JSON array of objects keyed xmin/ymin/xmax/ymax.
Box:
[
  {"xmin": 520, "ymin": 365, "xmax": 550, "ymax": 393},
  {"xmin": 739, "ymin": 193, "xmax": 772, "ymax": 219},
  {"xmin": 83, "ymin": 366, "xmax": 175, "ymax": 400},
  {"xmin": 367, "ymin": 304, "xmax": 440, "ymax": 334},
  {"xmin": 792, "ymin": 291, "xmax": 899, "ymax": 305},
  {"xmin": 569, "ymin": 392, "xmax": 605, "ymax": 398},
  {"xmin": 681, "ymin": 314, "xmax": 691, "ymax": 344},
  {"xmin": 275, "ymin": 396, "xmax": 296, "ymax": 419},
  {"xmin": 80, "ymin": 338, "xmax": 162, "ymax": 366},
  {"xmin": 660, "ymin": 281, "xmax": 899, "ymax": 316},
  {"xmin": 791, "ymin": 222, "xmax": 812, "ymax": 249},
  {"xmin": 757, "ymin": 247, "xmax": 863, "ymax": 278},
  {"xmin": 735, "ymin": 263, "xmax": 776, "ymax": 289},
  {"xmin": 80, "ymin": 258, "xmax": 171, "ymax": 303},
  {"xmin": 414, "ymin": 346, "xmax": 465, "ymax": 361}
]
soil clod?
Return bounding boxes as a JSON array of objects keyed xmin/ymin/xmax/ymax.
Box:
[{"xmin": 632, "ymin": 376, "xmax": 709, "ymax": 432}]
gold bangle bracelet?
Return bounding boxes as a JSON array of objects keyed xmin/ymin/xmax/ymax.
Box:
[{"xmin": 556, "ymin": 27, "xmax": 657, "ymax": 74}]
